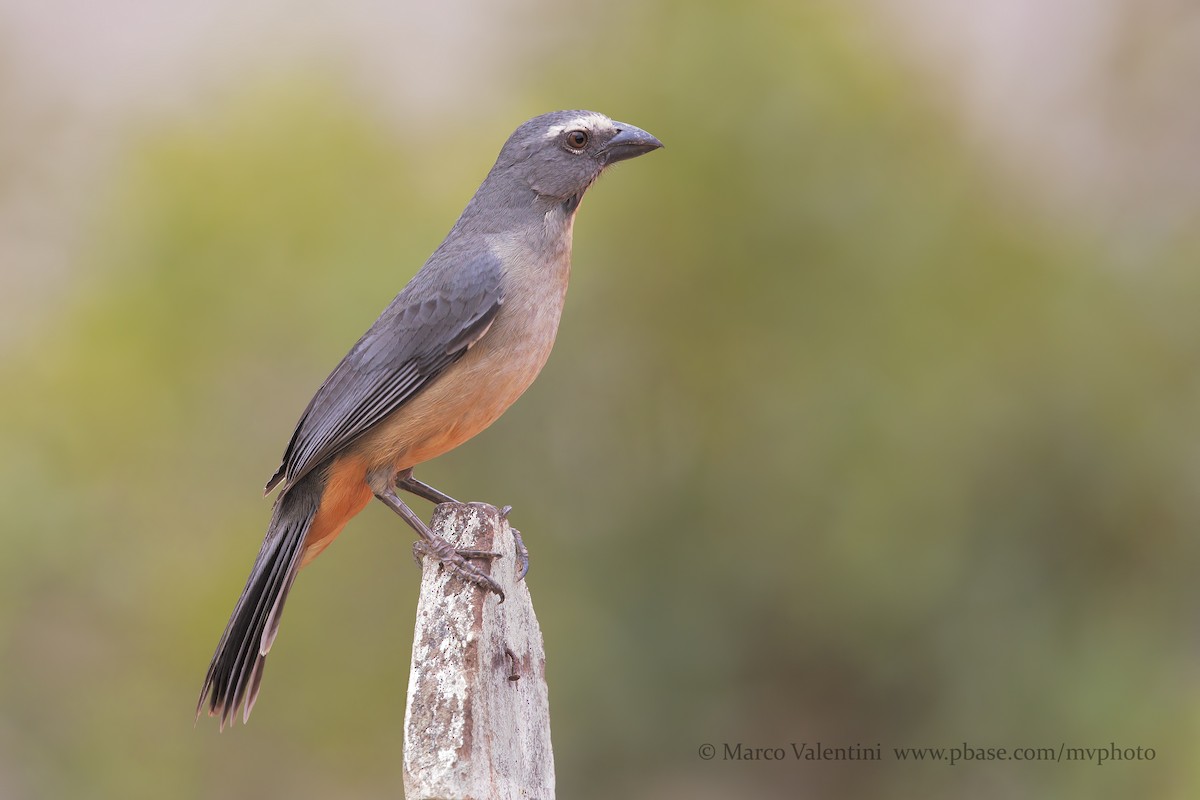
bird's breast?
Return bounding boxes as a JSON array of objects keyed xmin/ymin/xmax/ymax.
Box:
[{"xmin": 355, "ymin": 233, "xmax": 572, "ymax": 472}]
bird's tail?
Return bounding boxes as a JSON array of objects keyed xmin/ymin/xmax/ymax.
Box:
[{"xmin": 196, "ymin": 475, "xmax": 323, "ymax": 729}]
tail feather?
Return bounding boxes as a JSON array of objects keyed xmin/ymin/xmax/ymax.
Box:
[
  {"xmin": 263, "ymin": 552, "xmax": 302, "ymax": 655},
  {"xmin": 197, "ymin": 479, "xmax": 321, "ymax": 729}
]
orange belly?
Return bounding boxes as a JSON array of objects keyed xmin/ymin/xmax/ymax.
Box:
[{"xmin": 300, "ymin": 454, "xmax": 373, "ymax": 566}]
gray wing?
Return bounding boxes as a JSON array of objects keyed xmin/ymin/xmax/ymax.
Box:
[{"xmin": 266, "ymin": 251, "xmax": 504, "ymax": 493}]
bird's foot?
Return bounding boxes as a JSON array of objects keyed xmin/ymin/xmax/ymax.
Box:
[
  {"xmin": 497, "ymin": 505, "xmax": 530, "ymax": 582},
  {"xmin": 412, "ymin": 535, "xmax": 505, "ymax": 599}
]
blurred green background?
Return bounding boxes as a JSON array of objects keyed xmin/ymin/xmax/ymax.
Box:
[{"xmin": 2, "ymin": 1, "xmax": 1198, "ymax": 798}]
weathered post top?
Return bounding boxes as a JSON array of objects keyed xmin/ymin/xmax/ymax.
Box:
[{"xmin": 403, "ymin": 503, "xmax": 554, "ymax": 800}]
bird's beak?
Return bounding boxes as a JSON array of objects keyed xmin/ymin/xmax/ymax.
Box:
[{"xmin": 601, "ymin": 122, "xmax": 664, "ymax": 165}]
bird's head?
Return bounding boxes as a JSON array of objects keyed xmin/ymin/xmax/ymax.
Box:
[{"xmin": 494, "ymin": 110, "xmax": 663, "ymax": 212}]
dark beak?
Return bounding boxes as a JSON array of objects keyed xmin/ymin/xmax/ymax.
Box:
[{"xmin": 601, "ymin": 122, "xmax": 664, "ymax": 165}]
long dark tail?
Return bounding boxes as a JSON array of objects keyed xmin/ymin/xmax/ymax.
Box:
[{"xmin": 196, "ymin": 477, "xmax": 322, "ymax": 729}]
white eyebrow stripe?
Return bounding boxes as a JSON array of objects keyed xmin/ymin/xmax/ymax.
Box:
[{"xmin": 543, "ymin": 113, "xmax": 613, "ymax": 138}]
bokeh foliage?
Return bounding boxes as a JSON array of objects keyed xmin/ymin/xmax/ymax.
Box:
[{"xmin": 2, "ymin": 2, "xmax": 1198, "ymax": 798}]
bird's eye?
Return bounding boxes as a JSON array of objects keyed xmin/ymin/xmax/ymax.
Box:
[{"xmin": 564, "ymin": 129, "xmax": 589, "ymax": 150}]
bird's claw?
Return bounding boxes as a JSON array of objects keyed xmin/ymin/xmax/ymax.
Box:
[
  {"xmin": 412, "ymin": 537, "xmax": 505, "ymax": 600},
  {"xmin": 495, "ymin": 505, "xmax": 529, "ymax": 582},
  {"xmin": 511, "ymin": 527, "xmax": 529, "ymax": 582}
]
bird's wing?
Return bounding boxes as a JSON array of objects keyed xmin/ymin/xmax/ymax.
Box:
[{"xmin": 265, "ymin": 251, "xmax": 504, "ymax": 493}]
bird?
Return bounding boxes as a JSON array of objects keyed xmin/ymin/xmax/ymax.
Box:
[{"xmin": 196, "ymin": 110, "xmax": 663, "ymax": 728}]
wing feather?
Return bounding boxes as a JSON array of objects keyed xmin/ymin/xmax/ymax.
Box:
[{"xmin": 265, "ymin": 251, "xmax": 504, "ymax": 493}]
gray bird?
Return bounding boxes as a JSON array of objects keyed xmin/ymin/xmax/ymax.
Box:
[{"xmin": 197, "ymin": 110, "xmax": 663, "ymax": 728}]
